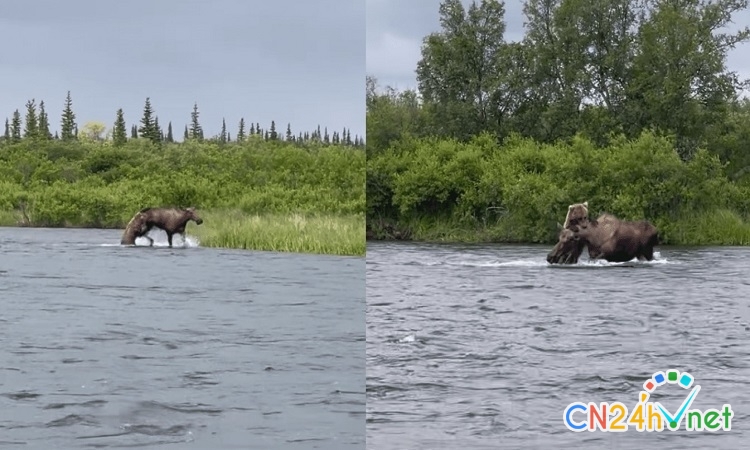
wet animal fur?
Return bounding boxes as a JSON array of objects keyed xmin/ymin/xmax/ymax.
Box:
[
  {"xmin": 120, "ymin": 207, "xmax": 203, "ymax": 247},
  {"xmin": 547, "ymin": 213, "xmax": 659, "ymax": 264},
  {"xmin": 562, "ymin": 201, "xmax": 589, "ymax": 230},
  {"xmin": 120, "ymin": 211, "xmax": 149, "ymax": 245}
]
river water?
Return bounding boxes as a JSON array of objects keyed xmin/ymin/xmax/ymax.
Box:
[
  {"xmin": 0, "ymin": 227, "xmax": 364, "ymax": 449},
  {"xmin": 366, "ymin": 241, "xmax": 750, "ymax": 449}
]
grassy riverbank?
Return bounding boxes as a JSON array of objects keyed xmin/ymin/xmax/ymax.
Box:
[
  {"xmin": 0, "ymin": 208, "xmax": 365, "ymax": 256},
  {"xmin": 191, "ymin": 210, "xmax": 364, "ymax": 256},
  {"xmin": 367, "ymin": 208, "xmax": 750, "ymax": 247},
  {"xmin": 0, "ymin": 135, "xmax": 365, "ymax": 256}
]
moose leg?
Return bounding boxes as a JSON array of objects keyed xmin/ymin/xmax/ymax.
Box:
[
  {"xmin": 167, "ymin": 232, "xmax": 173, "ymax": 248},
  {"xmin": 175, "ymin": 226, "xmax": 186, "ymax": 247}
]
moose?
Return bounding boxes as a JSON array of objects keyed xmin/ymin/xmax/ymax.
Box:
[
  {"xmin": 120, "ymin": 207, "xmax": 203, "ymax": 248},
  {"xmin": 546, "ymin": 202, "xmax": 659, "ymax": 264}
]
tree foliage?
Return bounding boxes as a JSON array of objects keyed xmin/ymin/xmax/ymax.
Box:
[
  {"xmin": 368, "ymin": 0, "xmax": 750, "ymax": 158},
  {"xmin": 367, "ymin": 0, "xmax": 750, "ymax": 244},
  {"xmin": 113, "ymin": 108, "xmax": 127, "ymax": 147},
  {"xmin": 190, "ymin": 102, "xmax": 203, "ymax": 141},
  {"xmin": 24, "ymin": 99, "xmax": 38, "ymax": 140},
  {"xmin": 61, "ymin": 91, "xmax": 77, "ymax": 141}
]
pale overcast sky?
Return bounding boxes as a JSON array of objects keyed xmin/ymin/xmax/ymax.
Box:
[
  {"xmin": 367, "ymin": 0, "xmax": 750, "ymax": 94},
  {"xmin": 0, "ymin": 0, "xmax": 365, "ymax": 140}
]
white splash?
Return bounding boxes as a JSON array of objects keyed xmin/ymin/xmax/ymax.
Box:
[
  {"xmin": 99, "ymin": 232, "xmax": 200, "ymax": 248},
  {"xmin": 398, "ymin": 334, "xmax": 416, "ymax": 343},
  {"xmin": 133, "ymin": 234, "xmax": 200, "ymax": 248},
  {"xmin": 551, "ymin": 251, "xmax": 671, "ymax": 267},
  {"xmin": 431, "ymin": 251, "xmax": 672, "ymax": 268}
]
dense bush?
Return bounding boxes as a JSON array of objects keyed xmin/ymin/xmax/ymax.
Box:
[
  {"xmin": 366, "ymin": 131, "xmax": 750, "ymax": 244},
  {"xmin": 0, "ymin": 136, "xmax": 365, "ymax": 228}
]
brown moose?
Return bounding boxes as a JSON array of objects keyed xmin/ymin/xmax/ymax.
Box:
[{"xmin": 120, "ymin": 207, "xmax": 203, "ymax": 248}]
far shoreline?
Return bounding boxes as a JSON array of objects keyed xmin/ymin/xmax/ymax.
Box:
[{"xmin": 1, "ymin": 210, "xmax": 365, "ymax": 257}]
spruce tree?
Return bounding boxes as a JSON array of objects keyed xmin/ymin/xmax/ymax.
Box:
[
  {"xmin": 269, "ymin": 120, "xmax": 277, "ymax": 140},
  {"xmin": 11, "ymin": 110, "xmax": 22, "ymax": 142},
  {"xmin": 346, "ymin": 129, "xmax": 351, "ymax": 145},
  {"xmin": 256, "ymin": 122, "xmax": 261, "ymax": 135},
  {"xmin": 38, "ymin": 100, "xmax": 51, "ymax": 140},
  {"xmin": 184, "ymin": 125, "xmax": 189, "ymax": 141},
  {"xmin": 138, "ymin": 97, "xmax": 158, "ymax": 143},
  {"xmin": 323, "ymin": 127, "xmax": 330, "ymax": 144},
  {"xmin": 237, "ymin": 118, "xmax": 246, "ymax": 142},
  {"xmin": 24, "ymin": 99, "xmax": 38, "ymax": 139},
  {"xmin": 166, "ymin": 121, "xmax": 174, "ymax": 143},
  {"xmin": 131, "ymin": 124, "xmax": 138, "ymax": 139},
  {"xmin": 3, "ymin": 118, "xmax": 9, "ymax": 141},
  {"xmin": 249, "ymin": 122, "xmax": 255, "ymax": 136},
  {"xmin": 60, "ymin": 91, "xmax": 76, "ymax": 141},
  {"xmin": 220, "ymin": 118, "xmax": 227, "ymax": 143},
  {"xmin": 154, "ymin": 115, "xmax": 161, "ymax": 143},
  {"xmin": 285, "ymin": 123, "xmax": 292, "ymax": 141},
  {"xmin": 113, "ymin": 108, "xmax": 127, "ymax": 147},
  {"xmin": 189, "ymin": 102, "xmax": 203, "ymax": 141}
]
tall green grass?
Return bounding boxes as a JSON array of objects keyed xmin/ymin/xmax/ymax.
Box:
[
  {"xmin": 0, "ymin": 210, "xmax": 19, "ymax": 227},
  {"xmin": 191, "ymin": 210, "xmax": 365, "ymax": 256},
  {"xmin": 664, "ymin": 209, "xmax": 750, "ymax": 246}
]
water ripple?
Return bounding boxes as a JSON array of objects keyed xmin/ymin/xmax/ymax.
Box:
[
  {"xmin": 0, "ymin": 227, "xmax": 364, "ymax": 448},
  {"xmin": 367, "ymin": 242, "xmax": 750, "ymax": 449}
]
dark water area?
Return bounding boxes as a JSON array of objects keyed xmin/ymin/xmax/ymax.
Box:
[
  {"xmin": 0, "ymin": 227, "xmax": 364, "ymax": 449},
  {"xmin": 366, "ymin": 241, "xmax": 750, "ymax": 449}
]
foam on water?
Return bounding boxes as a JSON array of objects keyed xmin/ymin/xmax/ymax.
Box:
[
  {"xmin": 99, "ymin": 234, "xmax": 200, "ymax": 248},
  {"xmin": 448, "ymin": 258, "xmax": 545, "ymax": 268},
  {"xmin": 134, "ymin": 234, "xmax": 200, "ymax": 248},
  {"xmin": 405, "ymin": 251, "xmax": 671, "ymax": 268}
]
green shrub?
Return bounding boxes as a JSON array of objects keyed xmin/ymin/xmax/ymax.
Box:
[{"xmin": 367, "ymin": 130, "xmax": 750, "ymax": 245}]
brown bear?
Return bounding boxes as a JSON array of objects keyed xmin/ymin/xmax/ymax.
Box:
[{"xmin": 562, "ymin": 201, "xmax": 589, "ymax": 230}]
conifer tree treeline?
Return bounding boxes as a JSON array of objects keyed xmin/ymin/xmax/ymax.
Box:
[{"xmin": 1, "ymin": 93, "xmax": 365, "ymax": 148}]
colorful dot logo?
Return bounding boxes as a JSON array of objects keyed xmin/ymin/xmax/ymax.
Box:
[
  {"xmin": 643, "ymin": 369, "xmax": 694, "ymax": 393},
  {"xmin": 563, "ymin": 368, "xmax": 733, "ymax": 432},
  {"xmin": 642, "ymin": 369, "xmax": 696, "ymax": 429}
]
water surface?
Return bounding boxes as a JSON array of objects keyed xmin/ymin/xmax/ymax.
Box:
[
  {"xmin": 366, "ymin": 241, "xmax": 750, "ymax": 449},
  {"xmin": 0, "ymin": 227, "xmax": 364, "ymax": 449}
]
